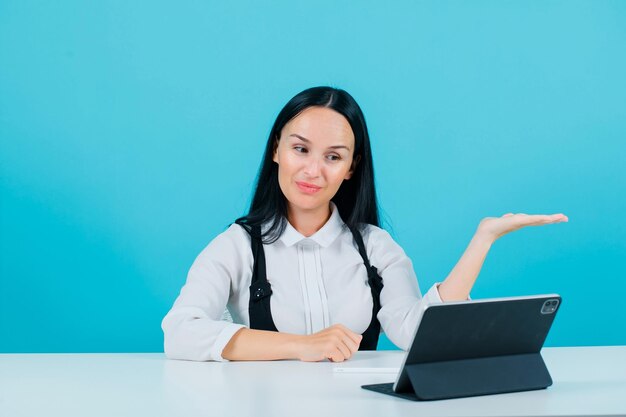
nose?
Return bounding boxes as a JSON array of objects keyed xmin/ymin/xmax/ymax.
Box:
[{"xmin": 303, "ymin": 157, "xmax": 321, "ymax": 178}]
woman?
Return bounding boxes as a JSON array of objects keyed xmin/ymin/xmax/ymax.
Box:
[{"xmin": 161, "ymin": 86, "xmax": 567, "ymax": 363}]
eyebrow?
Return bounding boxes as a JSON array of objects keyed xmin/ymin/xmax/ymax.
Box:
[{"xmin": 288, "ymin": 134, "xmax": 351, "ymax": 151}]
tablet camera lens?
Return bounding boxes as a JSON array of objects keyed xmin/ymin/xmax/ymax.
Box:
[{"xmin": 541, "ymin": 300, "xmax": 558, "ymax": 314}]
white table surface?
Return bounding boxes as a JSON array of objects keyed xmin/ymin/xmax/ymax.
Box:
[{"xmin": 1, "ymin": 346, "xmax": 625, "ymax": 417}]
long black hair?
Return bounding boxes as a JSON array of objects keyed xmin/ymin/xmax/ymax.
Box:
[{"xmin": 235, "ymin": 86, "xmax": 380, "ymax": 243}]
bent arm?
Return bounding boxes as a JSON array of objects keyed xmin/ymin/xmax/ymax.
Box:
[
  {"xmin": 162, "ymin": 225, "xmax": 252, "ymax": 362},
  {"xmin": 222, "ymin": 324, "xmax": 363, "ymax": 362},
  {"xmin": 437, "ymin": 212, "xmax": 568, "ymax": 302},
  {"xmin": 221, "ymin": 328, "xmax": 300, "ymax": 361},
  {"xmin": 367, "ymin": 227, "xmax": 444, "ymax": 350},
  {"xmin": 437, "ymin": 232, "xmax": 493, "ymax": 302}
]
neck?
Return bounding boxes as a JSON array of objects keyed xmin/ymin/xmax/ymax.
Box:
[{"xmin": 287, "ymin": 204, "xmax": 332, "ymax": 237}]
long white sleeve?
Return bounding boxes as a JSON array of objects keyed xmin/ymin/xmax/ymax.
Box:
[
  {"xmin": 161, "ymin": 226, "xmax": 249, "ymax": 362},
  {"xmin": 366, "ymin": 227, "xmax": 443, "ymax": 351}
]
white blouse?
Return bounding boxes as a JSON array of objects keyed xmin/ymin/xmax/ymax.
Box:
[{"xmin": 161, "ymin": 203, "xmax": 444, "ymax": 362}]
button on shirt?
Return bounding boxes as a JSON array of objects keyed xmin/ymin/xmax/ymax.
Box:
[{"xmin": 161, "ymin": 203, "xmax": 444, "ymax": 362}]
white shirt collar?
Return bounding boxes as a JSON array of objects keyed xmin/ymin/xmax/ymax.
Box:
[{"xmin": 279, "ymin": 202, "xmax": 345, "ymax": 248}]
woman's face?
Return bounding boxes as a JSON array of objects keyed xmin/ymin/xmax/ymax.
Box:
[{"xmin": 273, "ymin": 106, "xmax": 356, "ymax": 216}]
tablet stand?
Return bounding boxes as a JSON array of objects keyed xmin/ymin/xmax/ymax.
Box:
[
  {"xmin": 362, "ymin": 295, "xmax": 561, "ymax": 401},
  {"xmin": 404, "ymin": 352, "xmax": 552, "ymax": 400}
]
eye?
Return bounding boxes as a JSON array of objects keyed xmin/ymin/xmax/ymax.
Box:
[
  {"xmin": 326, "ymin": 154, "xmax": 341, "ymax": 161},
  {"xmin": 293, "ymin": 146, "xmax": 308, "ymax": 153}
]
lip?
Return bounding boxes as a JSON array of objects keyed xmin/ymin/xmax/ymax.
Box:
[{"xmin": 295, "ymin": 181, "xmax": 322, "ymax": 194}]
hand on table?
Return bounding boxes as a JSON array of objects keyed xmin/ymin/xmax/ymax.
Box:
[{"xmin": 294, "ymin": 324, "xmax": 362, "ymax": 363}]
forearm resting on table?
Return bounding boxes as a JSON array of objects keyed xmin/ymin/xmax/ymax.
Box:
[
  {"xmin": 437, "ymin": 232, "xmax": 493, "ymax": 302},
  {"xmin": 222, "ymin": 327, "xmax": 300, "ymax": 361}
]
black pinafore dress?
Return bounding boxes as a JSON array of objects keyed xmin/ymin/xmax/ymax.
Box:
[{"xmin": 236, "ymin": 223, "xmax": 384, "ymax": 350}]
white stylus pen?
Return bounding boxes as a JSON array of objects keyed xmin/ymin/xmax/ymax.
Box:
[{"xmin": 333, "ymin": 367, "xmax": 399, "ymax": 374}]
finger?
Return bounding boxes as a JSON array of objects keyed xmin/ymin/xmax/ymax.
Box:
[
  {"xmin": 541, "ymin": 214, "xmax": 568, "ymax": 223},
  {"xmin": 346, "ymin": 331, "xmax": 362, "ymax": 348},
  {"xmin": 341, "ymin": 333, "xmax": 360, "ymax": 353},
  {"xmin": 332, "ymin": 332, "xmax": 356, "ymax": 357},
  {"xmin": 330, "ymin": 346, "xmax": 348, "ymax": 362},
  {"xmin": 502, "ymin": 213, "xmax": 514, "ymax": 217},
  {"xmin": 337, "ymin": 340, "xmax": 352, "ymax": 359},
  {"xmin": 337, "ymin": 324, "xmax": 362, "ymax": 346},
  {"xmin": 518, "ymin": 214, "xmax": 568, "ymax": 226},
  {"xmin": 537, "ymin": 213, "xmax": 568, "ymax": 222}
]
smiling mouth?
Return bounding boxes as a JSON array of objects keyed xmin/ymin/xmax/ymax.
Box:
[{"xmin": 296, "ymin": 181, "xmax": 322, "ymax": 194}]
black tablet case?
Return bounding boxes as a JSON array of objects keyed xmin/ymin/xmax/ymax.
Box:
[{"xmin": 362, "ymin": 295, "xmax": 560, "ymax": 401}]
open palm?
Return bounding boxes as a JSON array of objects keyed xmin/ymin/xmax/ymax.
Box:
[{"xmin": 478, "ymin": 213, "xmax": 569, "ymax": 241}]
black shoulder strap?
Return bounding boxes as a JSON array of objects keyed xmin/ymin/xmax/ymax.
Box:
[
  {"xmin": 348, "ymin": 224, "xmax": 385, "ymax": 351},
  {"xmin": 347, "ymin": 225, "xmax": 384, "ymax": 301},
  {"xmin": 235, "ymin": 221, "xmax": 278, "ymax": 332}
]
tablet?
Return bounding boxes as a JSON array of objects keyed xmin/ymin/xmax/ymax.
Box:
[{"xmin": 362, "ymin": 294, "xmax": 561, "ymax": 401}]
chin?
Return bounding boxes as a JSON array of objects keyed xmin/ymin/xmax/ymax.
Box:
[
  {"xmin": 293, "ymin": 200, "xmax": 324, "ymax": 212},
  {"xmin": 288, "ymin": 194, "xmax": 328, "ymax": 212}
]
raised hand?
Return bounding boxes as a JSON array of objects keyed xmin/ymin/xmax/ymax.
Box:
[
  {"xmin": 437, "ymin": 212, "xmax": 569, "ymax": 302},
  {"xmin": 477, "ymin": 213, "xmax": 569, "ymax": 243}
]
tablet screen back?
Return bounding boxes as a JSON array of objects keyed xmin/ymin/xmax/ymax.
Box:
[{"xmin": 393, "ymin": 294, "xmax": 561, "ymax": 394}]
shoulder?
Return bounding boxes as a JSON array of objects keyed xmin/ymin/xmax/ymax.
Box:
[
  {"xmin": 358, "ymin": 224, "xmax": 410, "ymax": 266},
  {"xmin": 194, "ymin": 223, "xmax": 252, "ymax": 266},
  {"xmin": 360, "ymin": 224, "xmax": 397, "ymax": 249}
]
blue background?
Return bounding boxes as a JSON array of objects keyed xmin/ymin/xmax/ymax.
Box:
[{"xmin": 1, "ymin": 1, "xmax": 625, "ymax": 353}]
